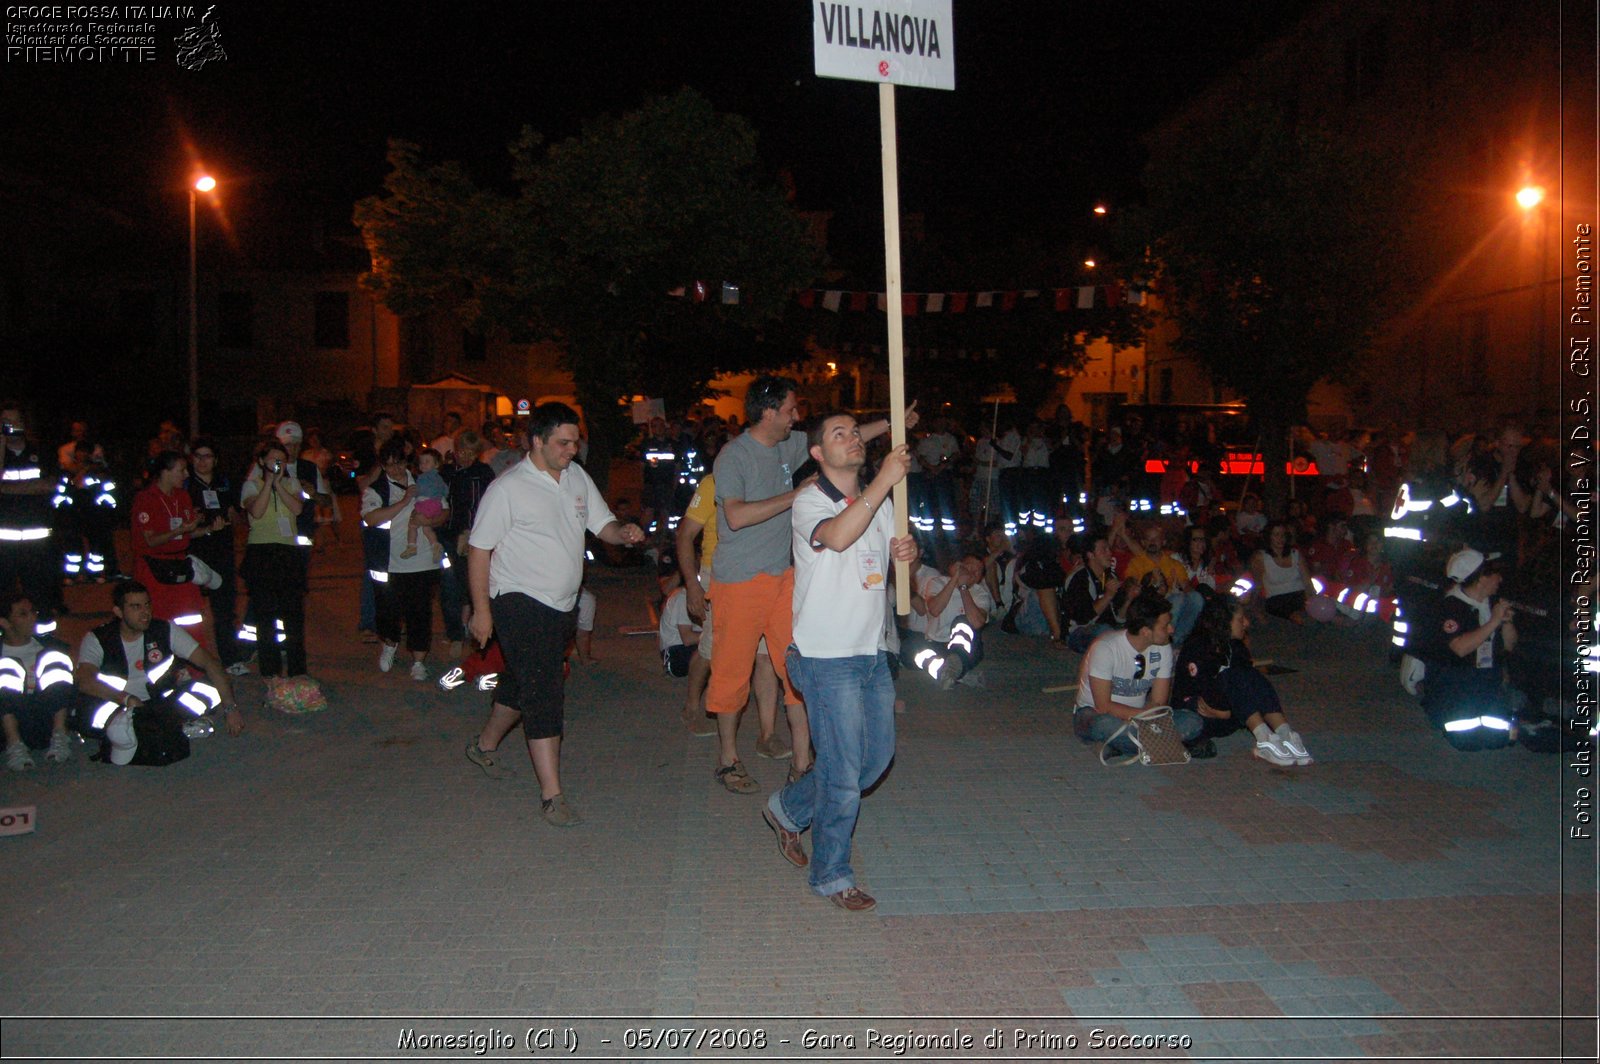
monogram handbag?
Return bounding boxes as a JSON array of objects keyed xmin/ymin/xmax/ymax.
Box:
[{"xmin": 1099, "ymin": 705, "xmax": 1191, "ymax": 767}]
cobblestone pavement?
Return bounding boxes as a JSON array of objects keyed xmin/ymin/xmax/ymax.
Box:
[{"xmin": 1, "ymin": 520, "xmax": 1594, "ymax": 1062}]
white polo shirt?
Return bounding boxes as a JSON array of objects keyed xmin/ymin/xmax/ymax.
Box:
[
  {"xmin": 790, "ymin": 475, "xmax": 896, "ymax": 658},
  {"xmin": 467, "ymin": 455, "xmax": 616, "ymax": 612}
]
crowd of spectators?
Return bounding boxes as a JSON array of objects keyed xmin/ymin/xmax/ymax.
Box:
[{"xmin": 0, "ymin": 391, "xmax": 1584, "ymax": 776}]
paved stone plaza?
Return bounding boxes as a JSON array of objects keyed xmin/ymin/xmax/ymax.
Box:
[{"xmin": 2, "ymin": 525, "xmax": 1594, "ymax": 1062}]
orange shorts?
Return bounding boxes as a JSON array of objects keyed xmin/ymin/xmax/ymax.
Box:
[{"xmin": 704, "ymin": 569, "xmax": 801, "ymax": 714}]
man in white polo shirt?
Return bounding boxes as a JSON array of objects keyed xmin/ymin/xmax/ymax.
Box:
[
  {"xmin": 462, "ymin": 403, "xmax": 645, "ymax": 826},
  {"xmin": 760, "ymin": 411, "xmax": 917, "ymax": 913}
]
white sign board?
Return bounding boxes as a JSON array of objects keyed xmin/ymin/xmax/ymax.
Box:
[
  {"xmin": 813, "ymin": 0, "xmax": 955, "ymax": 91},
  {"xmin": 0, "ymin": 805, "xmax": 37, "ymax": 836}
]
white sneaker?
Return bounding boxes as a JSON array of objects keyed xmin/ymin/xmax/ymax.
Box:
[
  {"xmin": 409, "ymin": 661, "xmax": 428, "ymax": 682},
  {"xmin": 1253, "ymin": 734, "xmax": 1298, "ymax": 767},
  {"xmin": 1278, "ymin": 727, "xmax": 1313, "ymax": 765},
  {"xmin": 5, "ymin": 742, "xmax": 35, "ymax": 771},
  {"xmin": 44, "ymin": 731, "xmax": 73, "ymax": 764},
  {"xmin": 378, "ymin": 643, "xmax": 397, "ymax": 673}
]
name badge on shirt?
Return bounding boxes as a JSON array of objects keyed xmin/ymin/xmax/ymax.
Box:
[
  {"xmin": 201, "ymin": 489, "xmax": 220, "ymax": 510},
  {"xmin": 169, "ymin": 516, "xmax": 183, "ymax": 531},
  {"xmin": 1476, "ymin": 639, "xmax": 1494, "ymax": 669},
  {"xmin": 857, "ymin": 548, "xmax": 884, "ymax": 589},
  {"xmin": 278, "ymin": 515, "xmax": 294, "ymax": 538}
]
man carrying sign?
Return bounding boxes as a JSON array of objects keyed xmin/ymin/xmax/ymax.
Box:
[
  {"xmin": 761, "ymin": 411, "xmax": 917, "ymax": 911},
  {"xmin": 707, "ymin": 377, "xmax": 913, "ymax": 793}
]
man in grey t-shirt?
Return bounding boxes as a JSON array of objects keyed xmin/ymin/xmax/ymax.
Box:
[{"xmin": 705, "ymin": 375, "xmax": 911, "ymax": 794}]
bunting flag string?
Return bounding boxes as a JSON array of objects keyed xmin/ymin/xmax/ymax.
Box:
[
  {"xmin": 829, "ymin": 341, "xmax": 1004, "ymax": 361},
  {"xmin": 673, "ymin": 282, "xmax": 1146, "ymax": 312}
]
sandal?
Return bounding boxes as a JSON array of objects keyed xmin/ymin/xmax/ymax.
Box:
[
  {"xmin": 715, "ymin": 759, "xmax": 759, "ymax": 794},
  {"xmin": 786, "ymin": 762, "xmax": 812, "ymax": 786}
]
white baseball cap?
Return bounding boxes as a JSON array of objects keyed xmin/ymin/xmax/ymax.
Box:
[{"xmin": 1446, "ymin": 548, "xmax": 1485, "ymax": 583}]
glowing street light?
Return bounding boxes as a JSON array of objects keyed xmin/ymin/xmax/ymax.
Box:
[
  {"xmin": 1083, "ymin": 259, "xmax": 1097, "ymax": 269},
  {"xmin": 188, "ymin": 172, "xmax": 216, "ymax": 438},
  {"xmin": 1092, "ymin": 204, "xmax": 1108, "ymax": 215},
  {"xmin": 1516, "ymin": 183, "xmax": 1550, "ymax": 400}
]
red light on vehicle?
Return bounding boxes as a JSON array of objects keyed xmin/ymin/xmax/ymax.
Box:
[{"xmin": 1220, "ymin": 452, "xmax": 1321, "ymax": 476}]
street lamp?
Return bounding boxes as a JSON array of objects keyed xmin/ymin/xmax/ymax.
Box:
[
  {"xmin": 1517, "ymin": 184, "xmax": 1549, "ymax": 406},
  {"xmin": 188, "ymin": 172, "xmax": 216, "ymax": 439}
]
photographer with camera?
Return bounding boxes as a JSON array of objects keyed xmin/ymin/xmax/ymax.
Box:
[{"xmin": 239, "ymin": 439, "xmax": 314, "ymax": 707}]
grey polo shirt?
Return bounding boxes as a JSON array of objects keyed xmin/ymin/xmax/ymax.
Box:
[{"xmin": 711, "ymin": 430, "xmax": 809, "ymax": 584}]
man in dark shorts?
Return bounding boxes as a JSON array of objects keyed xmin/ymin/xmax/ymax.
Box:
[{"xmin": 462, "ymin": 403, "xmax": 644, "ymax": 826}]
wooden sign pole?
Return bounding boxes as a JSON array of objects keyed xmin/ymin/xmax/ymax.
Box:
[{"xmin": 879, "ymin": 82, "xmax": 911, "ymax": 616}]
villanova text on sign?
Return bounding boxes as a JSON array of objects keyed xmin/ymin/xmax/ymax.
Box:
[{"xmin": 817, "ymin": 3, "xmax": 943, "ymax": 58}]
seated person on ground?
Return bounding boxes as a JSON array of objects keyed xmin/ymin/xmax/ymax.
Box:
[
  {"xmin": 658, "ymin": 573, "xmax": 702, "ymax": 678},
  {"xmin": 1, "ymin": 593, "xmax": 76, "ymax": 770},
  {"xmin": 919, "ymin": 546, "xmax": 993, "ymax": 666},
  {"xmin": 1072, "ymin": 588, "xmax": 1203, "ymax": 757},
  {"xmin": 1005, "ymin": 526, "xmax": 1066, "ymax": 640},
  {"xmin": 74, "ymin": 580, "xmax": 242, "ymax": 766},
  {"xmin": 1175, "ymin": 589, "xmax": 1312, "ymax": 766},
  {"xmin": 1247, "ymin": 520, "xmax": 1316, "ymax": 624},
  {"xmin": 1062, "ymin": 529, "xmax": 1131, "ymax": 654},
  {"xmin": 1115, "ymin": 516, "xmax": 1203, "ymax": 645},
  {"xmin": 1305, "ymin": 516, "xmax": 1356, "ymax": 584}
]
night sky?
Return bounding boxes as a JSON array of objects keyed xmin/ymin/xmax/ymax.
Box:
[{"xmin": 5, "ymin": 1, "xmax": 1314, "ymax": 270}]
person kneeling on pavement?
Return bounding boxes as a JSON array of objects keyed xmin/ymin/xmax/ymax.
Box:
[
  {"xmin": 1175, "ymin": 588, "xmax": 1312, "ymax": 766},
  {"xmin": 74, "ymin": 580, "xmax": 242, "ymax": 766},
  {"xmin": 1072, "ymin": 589, "xmax": 1204, "ymax": 758},
  {"xmin": 1, "ymin": 592, "xmax": 77, "ymax": 770},
  {"xmin": 1413, "ymin": 548, "xmax": 1521, "ymax": 751}
]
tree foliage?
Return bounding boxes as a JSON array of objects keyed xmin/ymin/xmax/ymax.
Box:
[
  {"xmin": 354, "ymin": 88, "xmax": 820, "ymax": 481},
  {"xmin": 1131, "ymin": 104, "xmax": 1401, "ymax": 510}
]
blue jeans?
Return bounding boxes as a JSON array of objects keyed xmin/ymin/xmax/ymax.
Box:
[
  {"xmin": 1066, "ymin": 622, "xmax": 1110, "ymax": 654},
  {"xmin": 770, "ymin": 648, "xmax": 896, "ymax": 897},
  {"xmin": 1168, "ymin": 589, "xmax": 1204, "ymax": 646},
  {"xmin": 1073, "ymin": 704, "xmax": 1203, "ymax": 756}
]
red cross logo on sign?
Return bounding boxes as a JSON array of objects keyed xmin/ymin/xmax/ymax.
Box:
[{"xmin": 878, "ymin": 61, "xmax": 890, "ymax": 77}]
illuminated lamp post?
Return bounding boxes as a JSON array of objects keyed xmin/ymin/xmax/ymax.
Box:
[
  {"xmin": 1516, "ymin": 184, "xmax": 1548, "ymax": 409},
  {"xmin": 188, "ymin": 173, "xmax": 217, "ymax": 438}
]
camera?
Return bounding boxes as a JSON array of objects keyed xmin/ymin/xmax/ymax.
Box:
[
  {"xmin": 267, "ymin": 460, "xmax": 283, "ymax": 474},
  {"xmin": 0, "ymin": 420, "xmax": 20, "ymax": 437}
]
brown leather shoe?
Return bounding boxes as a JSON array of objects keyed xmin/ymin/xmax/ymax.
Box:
[
  {"xmin": 828, "ymin": 886, "xmax": 876, "ymax": 912},
  {"xmin": 762, "ymin": 807, "xmax": 808, "ymax": 868}
]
